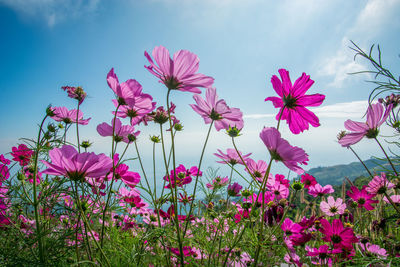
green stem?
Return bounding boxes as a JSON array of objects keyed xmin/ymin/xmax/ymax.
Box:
[
  {"xmin": 374, "ymin": 137, "xmax": 398, "ymax": 176},
  {"xmin": 32, "ymin": 114, "xmax": 48, "ymax": 264},
  {"xmin": 349, "ymin": 146, "xmax": 373, "ymax": 177},
  {"xmin": 76, "ymin": 104, "xmax": 81, "ymax": 153},
  {"xmin": 183, "ymin": 121, "xmax": 214, "ymax": 237},
  {"xmin": 166, "ymin": 90, "xmax": 184, "ymax": 266}
]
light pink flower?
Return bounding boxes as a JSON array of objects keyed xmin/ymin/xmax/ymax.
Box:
[
  {"xmin": 214, "ymin": 148, "xmax": 251, "ymax": 165},
  {"xmin": 320, "ymin": 196, "xmax": 346, "ymax": 216},
  {"xmin": 107, "ymin": 68, "xmax": 144, "ymax": 105},
  {"xmin": 190, "ymin": 87, "xmax": 244, "ymax": 131},
  {"xmin": 259, "ymin": 127, "xmax": 309, "ymax": 174},
  {"xmin": 359, "ymin": 242, "xmax": 388, "ymax": 259},
  {"xmin": 265, "ymin": 69, "xmax": 325, "ymax": 134},
  {"xmin": 339, "ymin": 102, "xmax": 392, "ymax": 147},
  {"xmin": 308, "ymin": 184, "xmax": 334, "ymax": 198},
  {"xmin": 383, "ymin": 194, "xmax": 400, "ymax": 204},
  {"xmin": 244, "ymin": 158, "xmax": 268, "ymax": 182},
  {"xmin": 97, "ymin": 118, "xmax": 140, "ymax": 143},
  {"xmin": 145, "ymin": 46, "xmax": 214, "ymax": 93},
  {"xmin": 51, "ymin": 106, "xmax": 91, "ymax": 125},
  {"xmin": 366, "ymin": 173, "xmax": 395, "ymax": 195},
  {"xmin": 111, "ymin": 96, "xmax": 156, "ymax": 126},
  {"xmin": 42, "ymin": 145, "xmax": 112, "ymax": 182},
  {"xmin": 206, "ymin": 176, "xmax": 229, "ymax": 190},
  {"xmin": 61, "ymin": 86, "xmax": 86, "ymax": 104}
]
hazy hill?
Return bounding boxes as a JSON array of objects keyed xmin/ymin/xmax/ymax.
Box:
[{"xmin": 303, "ymin": 158, "xmax": 399, "ymax": 186}]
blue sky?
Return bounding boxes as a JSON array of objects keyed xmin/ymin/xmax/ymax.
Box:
[{"xmin": 1, "ymin": 0, "xmax": 400, "ymax": 182}]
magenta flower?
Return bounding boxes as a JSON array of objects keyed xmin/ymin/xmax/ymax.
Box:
[
  {"xmin": 164, "ymin": 164, "xmax": 202, "ymax": 189},
  {"xmin": 259, "ymin": 127, "xmax": 309, "ymax": 174},
  {"xmin": 307, "ymin": 184, "xmax": 334, "ymax": 198},
  {"xmin": 268, "ymin": 181, "xmax": 289, "ymax": 200},
  {"xmin": 281, "ymin": 218, "xmax": 302, "ymax": 236},
  {"xmin": 244, "ymin": 158, "xmax": 268, "ymax": 182},
  {"xmin": 42, "ymin": 145, "xmax": 112, "ymax": 182},
  {"xmin": 227, "ymin": 182, "xmax": 243, "ymax": 197},
  {"xmin": 265, "ymin": 69, "xmax": 325, "ymax": 134},
  {"xmin": 112, "ymin": 95, "xmax": 156, "ymax": 126},
  {"xmin": 109, "ymin": 162, "xmax": 141, "ymax": 189},
  {"xmin": 359, "ymin": 242, "xmax": 388, "ymax": 259},
  {"xmin": 61, "ymin": 86, "xmax": 86, "ymax": 104},
  {"xmin": 24, "ymin": 167, "xmax": 42, "ymax": 185},
  {"xmin": 190, "ymin": 87, "xmax": 244, "ymax": 131},
  {"xmin": 320, "ymin": 196, "xmax": 346, "ymax": 216},
  {"xmin": 0, "ymin": 155, "xmax": 10, "ymax": 182},
  {"xmin": 107, "ymin": 68, "xmax": 144, "ymax": 105},
  {"xmin": 319, "ymin": 219, "xmax": 358, "ymax": 249},
  {"xmin": 214, "ymin": 148, "xmax": 251, "ymax": 166},
  {"xmin": 366, "ymin": 172, "xmax": 395, "ymax": 195},
  {"xmin": 11, "ymin": 144, "xmax": 34, "ymax": 166},
  {"xmin": 300, "ymin": 173, "xmax": 317, "ymax": 189},
  {"xmin": 144, "ymin": 46, "xmax": 214, "ymax": 93},
  {"xmin": 97, "ymin": 118, "xmax": 140, "ymax": 143},
  {"xmin": 244, "ymin": 191, "xmax": 274, "ymax": 204},
  {"xmin": 206, "ymin": 176, "xmax": 229, "ymax": 190},
  {"xmin": 51, "ymin": 106, "xmax": 91, "ymax": 125},
  {"xmin": 339, "ymin": 103, "xmax": 392, "ymax": 147},
  {"xmin": 347, "ymin": 186, "xmax": 378, "ymax": 211}
]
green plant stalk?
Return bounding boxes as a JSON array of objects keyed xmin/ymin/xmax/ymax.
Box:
[
  {"xmin": 100, "ymin": 103, "xmax": 120, "ymax": 248},
  {"xmin": 166, "ymin": 90, "xmax": 185, "ymax": 266},
  {"xmin": 183, "ymin": 121, "xmax": 214, "ymax": 237},
  {"xmin": 32, "ymin": 114, "xmax": 48, "ymax": 264},
  {"xmin": 349, "ymin": 146, "xmax": 373, "ymax": 177},
  {"xmin": 76, "ymin": 103, "xmax": 81, "ymax": 153},
  {"xmin": 374, "ymin": 137, "xmax": 399, "ymax": 176}
]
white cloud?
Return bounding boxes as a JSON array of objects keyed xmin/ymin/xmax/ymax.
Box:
[
  {"xmin": 0, "ymin": 0, "xmax": 100, "ymax": 27},
  {"xmin": 316, "ymin": 0, "xmax": 400, "ymax": 88},
  {"xmin": 244, "ymin": 100, "xmax": 373, "ymax": 120}
]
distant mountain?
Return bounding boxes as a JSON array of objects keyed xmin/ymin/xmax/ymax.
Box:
[{"xmin": 302, "ymin": 158, "xmax": 399, "ymax": 186}]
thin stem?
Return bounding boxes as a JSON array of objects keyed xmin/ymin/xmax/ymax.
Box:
[
  {"xmin": 183, "ymin": 121, "xmax": 214, "ymax": 237},
  {"xmin": 374, "ymin": 137, "xmax": 399, "ymax": 176},
  {"xmin": 349, "ymin": 146, "xmax": 373, "ymax": 177},
  {"xmin": 76, "ymin": 104, "xmax": 81, "ymax": 153},
  {"xmin": 166, "ymin": 90, "xmax": 184, "ymax": 266},
  {"xmin": 32, "ymin": 114, "xmax": 48, "ymax": 264}
]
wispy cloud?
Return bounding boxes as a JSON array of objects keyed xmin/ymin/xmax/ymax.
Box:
[
  {"xmin": 316, "ymin": 0, "xmax": 400, "ymax": 88},
  {"xmin": 244, "ymin": 100, "xmax": 372, "ymax": 119},
  {"xmin": 0, "ymin": 0, "xmax": 100, "ymax": 27}
]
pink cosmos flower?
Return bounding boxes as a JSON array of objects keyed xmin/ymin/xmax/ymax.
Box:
[
  {"xmin": 320, "ymin": 196, "xmax": 346, "ymax": 216},
  {"xmin": 97, "ymin": 118, "xmax": 140, "ymax": 144},
  {"xmin": 259, "ymin": 127, "xmax": 309, "ymax": 174},
  {"xmin": 206, "ymin": 176, "xmax": 229, "ymax": 190},
  {"xmin": 265, "ymin": 69, "xmax": 325, "ymax": 134},
  {"xmin": 190, "ymin": 87, "xmax": 244, "ymax": 131},
  {"xmin": 359, "ymin": 242, "xmax": 388, "ymax": 259},
  {"xmin": 347, "ymin": 186, "xmax": 378, "ymax": 211},
  {"xmin": 227, "ymin": 182, "xmax": 243, "ymax": 197},
  {"xmin": 244, "ymin": 191, "xmax": 274, "ymax": 205},
  {"xmin": 144, "ymin": 46, "xmax": 214, "ymax": 93},
  {"xmin": 319, "ymin": 219, "xmax": 358, "ymax": 250},
  {"xmin": 112, "ymin": 96, "xmax": 156, "ymax": 126},
  {"xmin": 307, "ymin": 184, "xmax": 334, "ymax": 198},
  {"xmin": 306, "ymin": 245, "xmax": 339, "ymax": 266},
  {"xmin": 383, "ymin": 194, "xmax": 400, "ymax": 204},
  {"xmin": 268, "ymin": 181, "xmax": 289, "ymax": 200},
  {"xmin": 244, "ymin": 158, "xmax": 268, "ymax": 182},
  {"xmin": 11, "ymin": 144, "xmax": 34, "ymax": 166},
  {"xmin": 339, "ymin": 102, "xmax": 392, "ymax": 147},
  {"xmin": 214, "ymin": 148, "xmax": 252, "ymax": 165},
  {"xmin": 107, "ymin": 68, "xmax": 144, "ymax": 105},
  {"xmin": 164, "ymin": 164, "xmax": 202, "ymax": 189},
  {"xmin": 281, "ymin": 218, "xmax": 303, "ymax": 236},
  {"xmin": 24, "ymin": 167, "xmax": 42, "ymax": 185},
  {"xmin": 42, "ymin": 145, "xmax": 112, "ymax": 182},
  {"xmin": 366, "ymin": 172, "xmax": 395, "ymax": 195},
  {"xmin": 300, "ymin": 173, "xmax": 317, "ymax": 189},
  {"xmin": 51, "ymin": 106, "xmax": 91, "ymax": 125},
  {"xmin": 284, "ymin": 252, "xmax": 302, "ymax": 267},
  {"xmin": 61, "ymin": 86, "xmax": 86, "ymax": 104},
  {"xmin": 267, "ymin": 173, "xmax": 290, "ymax": 188},
  {"xmin": 0, "ymin": 155, "xmax": 11, "ymax": 181},
  {"xmin": 108, "ymin": 159, "xmax": 141, "ymax": 188}
]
